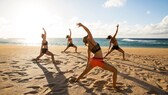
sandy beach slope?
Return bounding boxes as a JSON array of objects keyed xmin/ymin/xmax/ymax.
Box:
[{"xmin": 0, "ymin": 45, "xmax": 168, "ymax": 95}]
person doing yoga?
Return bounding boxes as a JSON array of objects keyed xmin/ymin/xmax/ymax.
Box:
[
  {"xmin": 63, "ymin": 28, "xmax": 77, "ymax": 52},
  {"xmin": 74, "ymin": 22, "xmax": 117, "ymax": 87},
  {"xmin": 104, "ymin": 24, "xmax": 125, "ymax": 60}
]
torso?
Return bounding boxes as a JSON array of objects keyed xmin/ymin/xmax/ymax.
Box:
[
  {"xmin": 88, "ymin": 39, "xmax": 103, "ymax": 58},
  {"xmin": 68, "ymin": 38, "xmax": 73, "ymax": 43},
  {"xmin": 111, "ymin": 38, "xmax": 118, "ymax": 46},
  {"xmin": 42, "ymin": 40, "xmax": 48, "ymax": 49}
]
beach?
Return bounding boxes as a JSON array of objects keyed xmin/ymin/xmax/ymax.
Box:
[{"xmin": 0, "ymin": 45, "xmax": 168, "ymax": 95}]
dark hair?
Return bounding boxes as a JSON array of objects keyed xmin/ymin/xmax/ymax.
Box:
[
  {"xmin": 106, "ymin": 35, "xmax": 112, "ymax": 39},
  {"xmin": 83, "ymin": 35, "xmax": 88, "ymax": 46},
  {"xmin": 66, "ymin": 35, "xmax": 69, "ymax": 38}
]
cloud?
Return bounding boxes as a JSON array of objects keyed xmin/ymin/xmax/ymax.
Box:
[
  {"xmin": 103, "ymin": 0, "xmax": 127, "ymax": 8},
  {"xmin": 1, "ymin": 15, "xmax": 168, "ymax": 38},
  {"xmin": 122, "ymin": 16, "xmax": 168, "ymax": 38},
  {"xmin": 79, "ymin": 15, "xmax": 168, "ymax": 38}
]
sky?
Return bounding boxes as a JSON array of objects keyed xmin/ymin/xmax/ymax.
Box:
[{"xmin": 0, "ymin": 0, "xmax": 168, "ymax": 39}]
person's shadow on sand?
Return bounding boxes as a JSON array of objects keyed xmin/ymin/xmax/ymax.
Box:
[{"xmin": 35, "ymin": 60, "xmax": 69, "ymax": 95}]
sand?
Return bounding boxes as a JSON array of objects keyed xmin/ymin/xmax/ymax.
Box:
[{"xmin": 0, "ymin": 45, "xmax": 168, "ymax": 95}]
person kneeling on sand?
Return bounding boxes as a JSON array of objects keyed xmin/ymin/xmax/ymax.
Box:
[
  {"xmin": 72, "ymin": 22, "xmax": 117, "ymax": 88},
  {"xmin": 104, "ymin": 24, "xmax": 125, "ymax": 60},
  {"xmin": 63, "ymin": 28, "xmax": 77, "ymax": 53},
  {"xmin": 36, "ymin": 28, "xmax": 55, "ymax": 64}
]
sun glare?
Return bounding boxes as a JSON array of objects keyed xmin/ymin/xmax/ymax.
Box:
[
  {"xmin": 23, "ymin": 37, "xmax": 41, "ymax": 46},
  {"xmin": 12, "ymin": 1, "xmax": 53, "ymax": 39}
]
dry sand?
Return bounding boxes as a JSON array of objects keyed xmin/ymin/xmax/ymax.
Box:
[{"xmin": 0, "ymin": 45, "xmax": 168, "ymax": 95}]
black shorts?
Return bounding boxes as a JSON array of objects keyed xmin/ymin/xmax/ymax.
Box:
[
  {"xmin": 68, "ymin": 43, "xmax": 75, "ymax": 47},
  {"xmin": 112, "ymin": 46, "xmax": 120, "ymax": 50},
  {"xmin": 42, "ymin": 48, "xmax": 48, "ymax": 53}
]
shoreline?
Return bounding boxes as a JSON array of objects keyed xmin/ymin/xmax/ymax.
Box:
[{"xmin": 0, "ymin": 45, "xmax": 168, "ymax": 55}]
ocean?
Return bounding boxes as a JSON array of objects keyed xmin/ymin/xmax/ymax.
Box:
[{"xmin": 0, "ymin": 38, "xmax": 168, "ymax": 48}]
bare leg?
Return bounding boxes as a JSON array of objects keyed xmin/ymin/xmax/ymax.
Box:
[
  {"xmin": 101, "ymin": 62, "xmax": 117, "ymax": 87},
  {"xmin": 46, "ymin": 51, "xmax": 55, "ymax": 64},
  {"xmin": 118, "ymin": 48, "xmax": 125, "ymax": 60},
  {"xmin": 72, "ymin": 45, "xmax": 77, "ymax": 52},
  {"xmin": 104, "ymin": 49, "xmax": 114, "ymax": 58},
  {"xmin": 36, "ymin": 52, "xmax": 44, "ymax": 60},
  {"xmin": 76, "ymin": 64, "xmax": 93, "ymax": 81},
  {"xmin": 64, "ymin": 46, "xmax": 70, "ymax": 52}
]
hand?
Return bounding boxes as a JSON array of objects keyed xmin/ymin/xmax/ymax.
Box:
[
  {"xmin": 77, "ymin": 23, "xmax": 83, "ymax": 27},
  {"xmin": 69, "ymin": 28, "xmax": 71, "ymax": 31},
  {"xmin": 117, "ymin": 24, "xmax": 119, "ymax": 27},
  {"xmin": 42, "ymin": 28, "xmax": 45, "ymax": 30}
]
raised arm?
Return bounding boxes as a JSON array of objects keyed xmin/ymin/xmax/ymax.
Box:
[
  {"xmin": 69, "ymin": 28, "xmax": 72, "ymax": 37},
  {"xmin": 42, "ymin": 28, "xmax": 47, "ymax": 35},
  {"xmin": 77, "ymin": 23, "xmax": 93, "ymax": 39},
  {"xmin": 113, "ymin": 24, "xmax": 119, "ymax": 38}
]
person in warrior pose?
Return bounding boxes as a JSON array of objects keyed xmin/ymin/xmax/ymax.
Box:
[
  {"xmin": 36, "ymin": 28, "xmax": 55, "ymax": 63},
  {"xmin": 104, "ymin": 24, "xmax": 125, "ymax": 60},
  {"xmin": 74, "ymin": 23, "xmax": 117, "ymax": 87},
  {"xmin": 63, "ymin": 28, "xmax": 77, "ymax": 52}
]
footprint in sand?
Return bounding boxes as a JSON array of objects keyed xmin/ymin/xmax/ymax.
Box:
[
  {"xmin": 34, "ymin": 76, "xmax": 45, "ymax": 80},
  {"xmin": 43, "ymin": 83, "xmax": 56, "ymax": 87},
  {"xmin": 11, "ymin": 78, "xmax": 21, "ymax": 82},
  {"xmin": 0, "ymin": 84, "xmax": 14, "ymax": 89},
  {"xmin": 10, "ymin": 62, "xmax": 17, "ymax": 64},
  {"xmin": 12, "ymin": 66, "xmax": 21, "ymax": 69},
  {"xmin": 84, "ymin": 78, "xmax": 96, "ymax": 86},
  {"xmin": 0, "ymin": 70, "xmax": 2, "ymax": 73},
  {"xmin": 3, "ymin": 72, "xmax": 14, "ymax": 76},
  {"xmin": 33, "ymin": 67, "xmax": 38, "ymax": 69},
  {"xmin": 55, "ymin": 60, "xmax": 63, "ymax": 65},
  {"xmin": 24, "ymin": 90, "xmax": 38, "ymax": 95},
  {"xmin": 18, "ymin": 78, "xmax": 29, "ymax": 83},
  {"xmin": 93, "ymin": 80, "xmax": 108, "ymax": 87},
  {"xmin": 72, "ymin": 66, "xmax": 79, "ymax": 70},
  {"xmin": 27, "ymin": 85, "xmax": 41, "ymax": 89},
  {"xmin": 12, "ymin": 60, "xmax": 19, "ymax": 63},
  {"xmin": 0, "ymin": 61, "xmax": 6, "ymax": 64},
  {"xmin": 101, "ymin": 74, "xmax": 109, "ymax": 78},
  {"xmin": 2, "ymin": 77, "xmax": 8, "ymax": 81},
  {"xmin": 16, "ymin": 72, "xmax": 29, "ymax": 76},
  {"xmin": 157, "ymin": 78, "xmax": 166, "ymax": 83},
  {"xmin": 48, "ymin": 67, "xmax": 54, "ymax": 69},
  {"xmin": 147, "ymin": 89, "xmax": 158, "ymax": 95}
]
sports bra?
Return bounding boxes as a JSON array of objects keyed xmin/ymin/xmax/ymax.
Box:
[
  {"xmin": 68, "ymin": 38, "xmax": 72, "ymax": 41},
  {"xmin": 111, "ymin": 38, "xmax": 117, "ymax": 43},
  {"xmin": 89, "ymin": 41, "xmax": 101, "ymax": 54},
  {"xmin": 43, "ymin": 41, "xmax": 48, "ymax": 45}
]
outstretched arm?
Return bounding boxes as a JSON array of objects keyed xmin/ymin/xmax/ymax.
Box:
[
  {"xmin": 77, "ymin": 23, "xmax": 93, "ymax": 39},
  {"xmin": 113, "ymin": 24, "xmax": 119, "ymax": 38},
  {"xmin": 69, "ymin": 28, "xmax": 72, "ymax": 37}
]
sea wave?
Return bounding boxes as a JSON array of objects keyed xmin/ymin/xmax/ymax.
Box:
[{"xmin": 122, "ymin": 38, "xmax": 156, "ymax": 43}]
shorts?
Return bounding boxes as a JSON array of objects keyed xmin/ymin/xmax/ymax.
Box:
[
  {"xmin": 68, "ymin": 43, "xmax": 75, "ymax": 47},
  {"xmin": 90, "ymin": 57, "xmax": 105, "ymax": 68},
  {"xmin": 112, "ymin": 46, "xmax": 120, "ymax": 50},
  {"xmin": 42, "ymin": 48, "xmax": 48, "ymax": 53}
]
